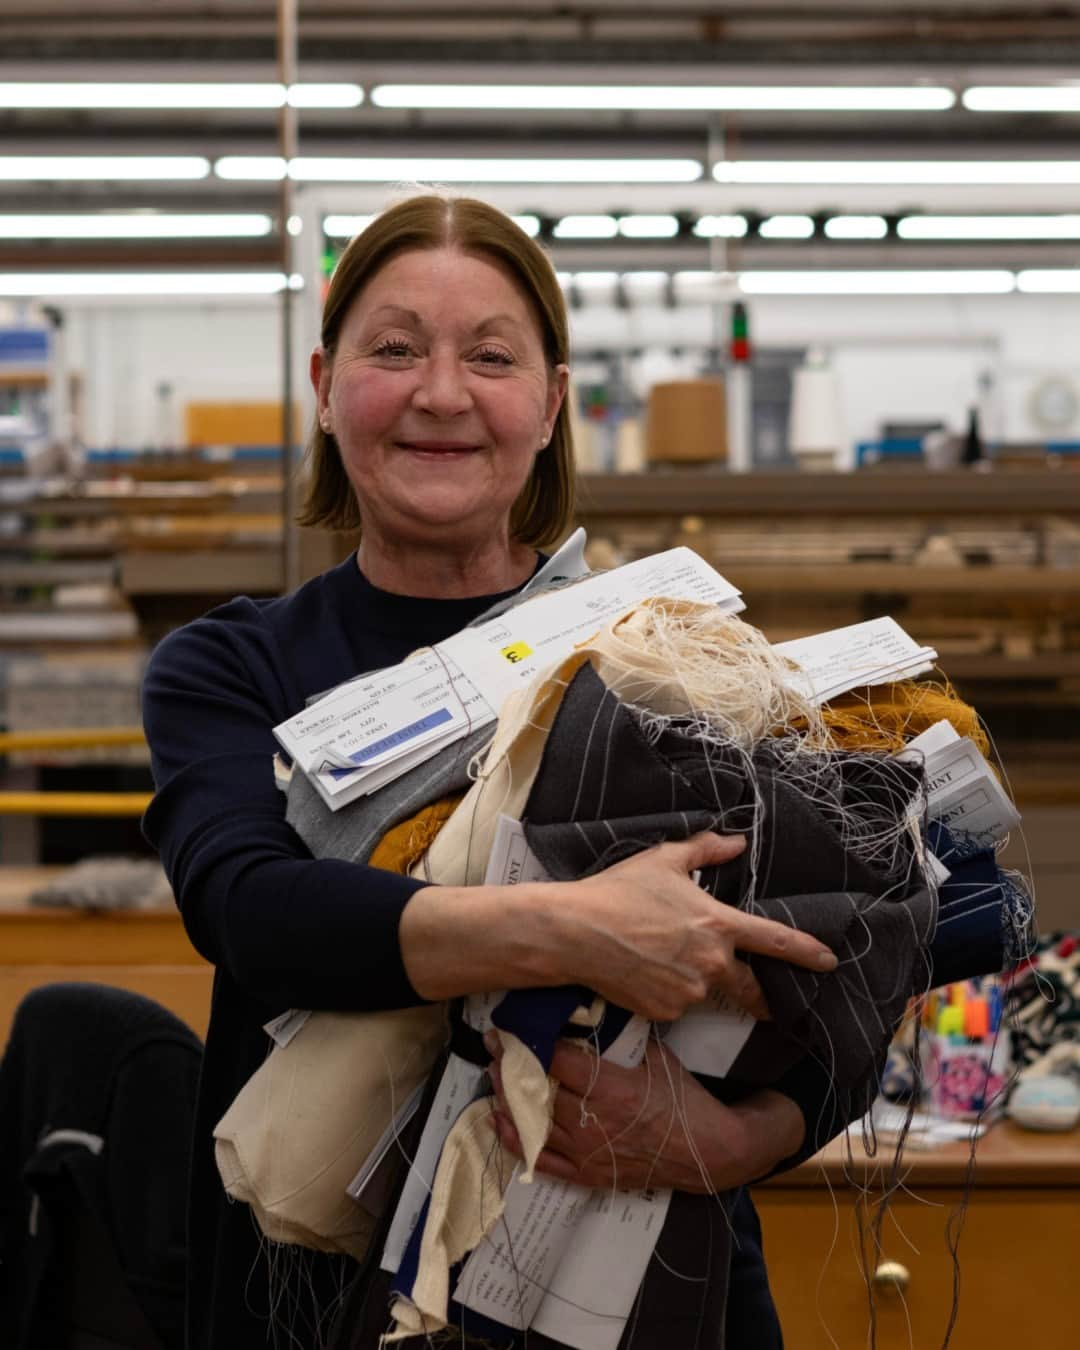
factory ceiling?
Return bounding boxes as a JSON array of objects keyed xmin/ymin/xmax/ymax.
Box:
[{"xmin": 3, "ymin": 1, "xmax": 1080, "ymax": 275}]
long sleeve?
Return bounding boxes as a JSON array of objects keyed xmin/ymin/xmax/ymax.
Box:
[{"xmin": 142, "ymin": 606, "xmax": 427, "ymax": 1014}]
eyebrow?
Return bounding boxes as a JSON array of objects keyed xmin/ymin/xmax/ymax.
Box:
[{"xmin": 366, "ymin": 305, "xmax": 522, "ymax": 335}]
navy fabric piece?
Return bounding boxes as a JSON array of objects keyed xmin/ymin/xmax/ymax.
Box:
[{"xmin": 926, "ymin": 821, "xmax": 1014, "ymax": 985}]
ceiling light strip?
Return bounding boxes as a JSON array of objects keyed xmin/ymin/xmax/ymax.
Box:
[
  {"xmin": 737, "ymin": 270, "xmax": 1015, "ymax": 294},
  {"xmin": 898, "ymin": 214, "xmax": 1080, "ymax": 239},
  {"xmin": 0, "ymin": 157, "xmax": 211, "ymax": 181},
  {"xmin": 217, "ymin": 156, "xmax": 703, "ymax": 183},
  {"xmin": 0, "ymin": 83, "xmax": 362, "ymax": 110},
  {"xmin": 963, "ymin": 87, "xmax": 1080, "ymax": 113},
  {"xmin": 371, "ymin": 84, "xmax": 955, "ymax": 112},
  {"xmin": 0, "ymin": 214, "xmax": 273, "ymax": 239},
  {"xmin": 714, "ymin": 161, "xmax": 1080, "ymax": 185},
  {"xmin": 0, "ymin": 273, "xmax": 291, "ymax": 296}
]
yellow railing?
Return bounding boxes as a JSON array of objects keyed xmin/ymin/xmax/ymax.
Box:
[{"xmin": 0, "ymin": 727, "xmax": 151, "ymax": 816}]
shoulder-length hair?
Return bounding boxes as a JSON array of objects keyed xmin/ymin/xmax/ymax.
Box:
[{"xmin": 298, "ymin": 193, "xmax": 575, "ymax": 548}]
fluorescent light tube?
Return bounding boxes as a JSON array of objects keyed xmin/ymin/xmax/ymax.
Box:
[
  {"xmin": 278, "ymin": 157, "xmax": 703, "ymax": 184},
  {"xmin": 1016, "ymin": 269, "xmax": 1080, "ymax": 292},
  {"xmin": 824, "ymin": 215, "xmax": 888, "ymax": 239},
  {"xmin": 371, "ymin": 84, "xmax": 955, "ymax": 112},
  {"xmin": 622, "ymin": 270, "xmax": 670, "ymax": 285},
  {"xmin": 0, "ymin": 82, "xmax": 361, "ymax": 110},
  {"xmin": 323, "ymin": 210, "xmax": 539, "ymax": 239},
  {"xmin": 322, "ymin": 214, "xmax": 376, "ymax": 238},
  {"xmin": 554, "ymin": 215, "xmax": 618, "ymax": 239},
  {"xmin": 759, "ymin": 215, "xmax": 815, "ymax": 238},
  {"xmin": 0, "ymin": 82, "xmax": 284, "ymax": 109},
  {"xmin": 571, "ymin": 271, "xmax": 620, "ymax": 290},
  {"xmin": 215, "ymin": 157, "xmax": 288, "ymax": 181},
  {"xmin": 286, "ymin": 85, "xmax": 364, "ymax": 109},
  {"xmin": 0, "ymin": 214, "xmax": 273, "ymax": 239},
  {"xmin": 963, "ymin": 86, "xmax": 1080, "ymax": 113},
  {"xmin": 693, "ymin": 215, "xmax": 748, "ymax": 238},
  {"xmin": 617, "ymin": 214, "xmax": 679, "ymax": 238},
  {"xmin": 898, "ymin": 214, "xmax": 1080, "ymax": 239},
  {"xmin": 0, "ymin": 157, "xmax": 211, "ymax": 181},
  {"xmin": 739, "ymin": 270, "xmax": 1015, "ymax": 294},
  {"xmin": 0, "ymin": 273, "xmax": 290, "ymax": 296},
  {"xmin": 714, "ymin": 160, "xmax": 1080, "ymax": 185}
]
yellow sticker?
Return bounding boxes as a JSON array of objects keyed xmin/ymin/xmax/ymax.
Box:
[{"xmin": 500, "ymin": 641, "xmax": 534, "ymax": 664}]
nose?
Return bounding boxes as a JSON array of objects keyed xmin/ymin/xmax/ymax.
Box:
[{"xmin": 412, "ymin": 348, "xmax": 474, "ymax": 419}]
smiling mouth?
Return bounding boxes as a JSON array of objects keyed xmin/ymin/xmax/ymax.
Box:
[{"xmin": 400, "ymin": 441, "xmax": 481, "ymax": 454}]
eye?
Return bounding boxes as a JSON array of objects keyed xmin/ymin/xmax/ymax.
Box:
[
  {"xmin": 372, "ymin": 337, "xmax": 416, "ymax": 361},
  {"xmin": 472, "ymin": 345, "xmax": 515, "ymax": 367}
]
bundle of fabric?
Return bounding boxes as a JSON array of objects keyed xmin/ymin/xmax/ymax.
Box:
[{"xmin": 214, "ymin": 597, "xmax": 1027, "ymax": 1344}]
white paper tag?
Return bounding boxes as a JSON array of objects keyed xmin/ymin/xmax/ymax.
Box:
[
  {"xmin": 485, "ymin": 813, "xmax": 553, "ymax": 888},
  {"xmin": 454, "ymin": 1016, "xmax": 664, "ymax": 1342},
  {"xmin": 902, "ymin": 718, "xmax": 960, "ymax": 760},
  {"xmin": 926, "ymin": 850, "xmax": 952, "ymax": 885},
  {"xmin": 932, "ymin": 775, "xmax": 1020, "ymax": 849},
  {"xmin": 530, "ymin": 1185, "xmax": 674, "ymax": 1350},
  {"xmin": 775, "ymin": 617, "xmax": 936, "ymax": 706},
  {"xmin": 261, "ymin": 1008, "xmax": 311, "ymax": 1049},
  {"xmin": 440, "ymin": 547, "xmax": 744, "ymax": 714},
  {"xmin": 662, "ymin": 990, "xmax": 755, "ymax": 1077},
  {"xmin": 924, "ymin": 737, "xmax": 986, "ymax": 804},
  {"xmin": 346, "ymin": 1081, "xmax": 426, "ymax": 1201},
  {"xmin": 379, "ymin": 1053, "xmax": 488, "ymax": 1275}
]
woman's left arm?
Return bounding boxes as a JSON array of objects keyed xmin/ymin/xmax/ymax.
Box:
[{"xmin": 487, "ymin": 1037, "xmax": 805, "ymax": 1193}]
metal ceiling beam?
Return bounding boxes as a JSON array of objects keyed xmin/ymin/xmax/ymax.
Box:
[{"xmin": 3, "ymin": 34, "xmax": 1080, "ymax": 65}]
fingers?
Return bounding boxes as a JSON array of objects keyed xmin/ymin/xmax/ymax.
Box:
[
  {"xmin": 664, "ymin": 829, "xmax": 746, "ymax": 875},
  {"xmin": 718, "ymin": 960, "xmax": 770, "ymax": 1021},
  {"xmin": 547, "ymin": 1038, "xmax": 606, "ymax": 1095},
  {"xmin": 726, "ymin": 907, "xmax": 838, "ymax": 973}
]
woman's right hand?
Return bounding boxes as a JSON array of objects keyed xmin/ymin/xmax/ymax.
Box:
[
  {"xmin": 401, "ymin": 829, "xmax": 837, "ymax": 1019},
  {"xmin": 550, "ymin": 830, "xmax": 837, "ymax": 1022}
]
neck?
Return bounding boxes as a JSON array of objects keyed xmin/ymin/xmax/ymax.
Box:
[{"xmin": 356, "ymin": 529, "xmax": 536, "ymax": 598}]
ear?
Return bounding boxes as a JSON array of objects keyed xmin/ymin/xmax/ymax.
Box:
[
  {"xmin": 310, "ymin": 346, "xmax": 333, "ymax": 432},
  {"xmin": 543, "ymin": 363, "xmax": 570, "ymax": 442}
]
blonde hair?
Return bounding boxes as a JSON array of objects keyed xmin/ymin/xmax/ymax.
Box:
[{"xmin": 298, "ymin": 193, "xmax": 575, "ymax": 548}]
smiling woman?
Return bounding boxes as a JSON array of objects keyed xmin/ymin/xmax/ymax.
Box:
[
  {"xmin": 308, "ymin": 247, "xmax": 568, "ymax": 595},
  {"xmin": 299, "ymin": 194, "xmax": 576, "ymax": 593},
  {"xmin": 141, "ymin": 193, "xmax": 840, "ymax": 1350}
]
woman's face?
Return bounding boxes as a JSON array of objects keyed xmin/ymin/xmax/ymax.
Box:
[{"xmin": 311, "ymin": 246, "xmax": 568, "ymax": 550}]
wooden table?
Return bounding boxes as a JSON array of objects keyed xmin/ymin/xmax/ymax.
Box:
[
  {"xmin": 0, "ymin": 865, "xmax": 212, "ymax": 1045},
  {"xmin": 755, "ymin": 1122, "xmax": 1080, "ymax": 1348}
]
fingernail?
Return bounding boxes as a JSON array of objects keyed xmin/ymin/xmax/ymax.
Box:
[{"xmin": 817, "ymin": 950, "xmax": 839, "ymax": 972}]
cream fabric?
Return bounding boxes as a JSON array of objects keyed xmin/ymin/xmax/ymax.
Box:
[
  {"xmin": 386, "ymin": 1097, "xmax": 516, "ymax": 1341},
  {"xmin": 213, "ymin": 1004, "xmax": 447, "ymax": 1259}
]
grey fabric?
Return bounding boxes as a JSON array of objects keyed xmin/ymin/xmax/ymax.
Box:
[
  {"xmin": 284, "ymin": 559, "xmax": 584, "ymax": 863},
  {"xmin": 523, "ymin": 660, "xmax": 936, "ymax": 1103},
  {"xmin": 286, "ymin": 721, "xmax": 496, "ymax": 865}
]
